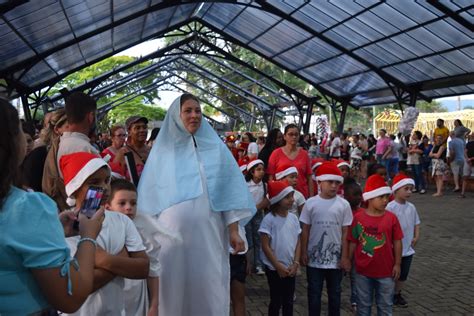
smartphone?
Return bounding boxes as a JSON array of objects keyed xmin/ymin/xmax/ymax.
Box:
[{"xmin": 80, "ymin": 186, "xmax": 105, "ymax": 218}]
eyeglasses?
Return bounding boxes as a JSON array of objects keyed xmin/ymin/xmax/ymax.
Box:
[{"xmin": 114, "ymin": 134, "xmax": 127, "ymax": 137}]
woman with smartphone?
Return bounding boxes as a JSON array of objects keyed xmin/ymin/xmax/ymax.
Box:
[
  {"xmin": 138, "ymin": 93, "xmax": 256, "ymax": 316},
  {"xmin": 0, "ymin": 99, "xmax": 104, "ymax": 315}
]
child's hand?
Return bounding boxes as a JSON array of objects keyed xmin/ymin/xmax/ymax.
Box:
[
  {"xmin": 392, "ymin": 264, "xmax": 401, "ymax": 280},
  {"xmin": 288, "ymin": 262, "xmax": 299, "ymax": 277},
  {"xmin": 300, "ymin": 251, "xmax": 308, "ymax": 266},
  {"xmin": 276, "ymin": 263, "xmax": 290, "ymax": 278},
  {"xmin": 261, "ymin": 198, "xmax": 270, "ymax": 210},
  {"xmin": 147, "ymin": 304, "xmax": 158, "ymax": 316},
  {"xmin": 411, "ymin": 238, "xmax": 418, "ymax": 247},
  {"xmin": 78, "ymin": 207, "xmax": 105, "ymax": 239},
  {"xmin": 340, "ymin": 257, "xmax": 351, "ymax": 273},
  {"xmin": 229, "ymin": 231, "xmax": 245, "ymax": 254},
  {"xmin": 59, "ymin": 209, "xmax": 79, "ymax": 237}
]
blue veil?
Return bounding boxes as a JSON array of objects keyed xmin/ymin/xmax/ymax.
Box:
[{"xmin": 137, "ymin": 94, "xmax": 256, "ymax": 223}]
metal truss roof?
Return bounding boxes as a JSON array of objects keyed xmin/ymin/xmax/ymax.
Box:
[{"xmin": 1, "ymin": 1, "xmax": 473, "ymax": 108}]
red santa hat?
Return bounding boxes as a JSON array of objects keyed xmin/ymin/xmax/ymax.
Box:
[
  {"xmin": 60, "ymin": 152, "xmax": 110, "ymax": 206},
  {"xmin": 268, "ymin": 180, "xmax": 294, "ymax": 205},
  {"xmin": 247, "ymin": 158, "xmax": 264, "ymax": 172},
  {"xmin": 391, "ymin": 173, "xmax": 415, "ymax": 192},
  {"xmin": 335, "ymin": 159, "xmax": 350, "ymax": 169},
  {"xmin": 311, "ymin": 158, "xmax": 325, "ymax": 171},
  {"xmin": 275, "ymin": 163, "xmax": 298, "ymax": 180},
  {"xmin": 363, "ymin": 174, "xmax": 392, "ymax": 201},
  {"xmin": 315, "ymin": 161, "xmax": 343, "ymax": 183},
  {"xmin": 238, "ymin": 159, "xmax": 248, "ymax": 174}
]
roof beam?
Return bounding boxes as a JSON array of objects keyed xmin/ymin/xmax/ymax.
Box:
[{"xmin": 427, "ymin": 1, "xmax": 474, "ymax": 32}]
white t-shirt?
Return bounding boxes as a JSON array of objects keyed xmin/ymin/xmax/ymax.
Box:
[
  {"xmin": 299, "ymin": 195, "xmax": 353, "ymax": 269},
  {"xmin": 259, "ymin": 212, "xmax": 301, "ymax": 270},
  {"xmin": 386, "ymin": 200, "xmax": 421, "ymax": 257},
  {"xmin": 330, "ymin": 137, "xmax": 341, "ymax": 157},
  {"xmin": 65, "ymin": 211, "xmax": 145, "ymax": 316},
  {"xmin": 247, "ymin": 180, "xmax": 265, "ymax": 205},
  {"xmin": 391, "ymin": 141, "xmax": 402, "ymax": 159},
  {"xmin": 247, "ymin": 142, "xmax": 259, "ymax": 156},
  {"xmin": 289, "ymin": 189, "xmax": 305, "ymax": 216}
]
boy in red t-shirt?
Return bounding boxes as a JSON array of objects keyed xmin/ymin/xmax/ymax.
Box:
[{"xmin": 345, "ymin": 174, "xmax": 403, "ymax": 315}]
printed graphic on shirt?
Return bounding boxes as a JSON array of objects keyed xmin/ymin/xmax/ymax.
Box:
[
  {"xmin": 352, "ymin": 222, "xmax": 386, "ymax": 257},
  {"xmin": 308, "ymin": 231, "xmax": 341, "ymax": 265}
]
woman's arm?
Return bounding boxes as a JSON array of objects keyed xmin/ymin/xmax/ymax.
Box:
[
  {"xmin": 31, "ymin": 211, "xmax": 104, "ymax": 313},
  {"xmin": 95, "ymin": 246, "xmax": 149, "ymax": 279}
]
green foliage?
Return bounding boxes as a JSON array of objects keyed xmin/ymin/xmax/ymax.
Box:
[
  {"xmin": 414, "ymin": 100, "xmax": 447, "ymax": 113},
  {"xmin": 46, "ymin": 56, "xmax": 166, "ymax": 132},
  {"xmin": 107, "ymin": 100, "xmax": 167, "ymax": 125}
]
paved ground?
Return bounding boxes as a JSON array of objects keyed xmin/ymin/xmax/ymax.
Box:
[{"xmin": 244, "ymin": 186, "xmax": 474, "ymax": 315}]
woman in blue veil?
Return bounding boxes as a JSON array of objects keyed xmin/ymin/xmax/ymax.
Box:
[{"xmin": 138, "ymin": 93, "xmax": 255, "ymax": 316}]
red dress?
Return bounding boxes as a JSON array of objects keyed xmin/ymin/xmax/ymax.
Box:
[{"xmin": 267, "ymin": 147, "xmax": 312, "ymax": 198}]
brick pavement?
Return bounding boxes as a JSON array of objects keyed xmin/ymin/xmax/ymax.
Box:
[{"xmin": 244, "ymin": 190, "xmax": 474, "ymax": 315}]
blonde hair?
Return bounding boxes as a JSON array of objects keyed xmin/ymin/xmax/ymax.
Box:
[{"xmin": 40, "ymin": 109, "xmax": 67, "ymax": 148}]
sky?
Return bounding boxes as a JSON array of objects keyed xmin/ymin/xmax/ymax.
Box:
[{"xmin": 117, "ymin": 39, "xmax": 474, "ymax": 111}]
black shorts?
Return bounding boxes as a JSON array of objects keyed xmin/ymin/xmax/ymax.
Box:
[
  {"xmin": 230, "ymin": 254, "xmax": 247, "ymax": 283},
  {"xmin": 399, "ymin": 255, "xmax": 413, "ymax": 281}
]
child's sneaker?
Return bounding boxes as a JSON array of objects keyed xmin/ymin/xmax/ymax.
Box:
[
  {"xmin": 256, "ymin": 266, "xmax": 265, "ymax": 275},
  {"xmin": 394, "ymin": 293, "xmax": 408, "ymax": 308}
]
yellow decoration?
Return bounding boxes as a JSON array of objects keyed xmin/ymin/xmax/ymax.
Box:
[{"xmin": 374, "ymin": 109, "xmax": 474, "ymax": 138}]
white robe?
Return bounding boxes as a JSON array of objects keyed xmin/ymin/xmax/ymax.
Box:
[{"xmin": 155, "ymin": 162, "xmax": 249, "ymax": 316}]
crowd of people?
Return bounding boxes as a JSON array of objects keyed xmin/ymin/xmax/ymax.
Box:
[{"xmin": 0, "ymin": 91, "xmax": 473, "ymax": 316}]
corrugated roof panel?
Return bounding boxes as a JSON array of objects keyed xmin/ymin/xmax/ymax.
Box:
[
  {"xmin": 44, "ymin": 44, "xmax": 84, "ymax": 74},
  {"xmin": 199, "ymin": 3, "xmax": 243, "ymax": 28},
  {"xmin": 247, "ymin": 19, "xmax": 312, "ymax": 57},
  {"xmin": 20, "ymin": 61, "xmax": 57, "ymax": 86},
  {"xmin": 79, "ymin": 30, "xmax": 113, "ymax": 63},
  {"xmin": 224, "ymin": 6, "xmax": 280, "ymax": 43},
  {"xmin": 7, "ymin": 2, "xmax": 74, "ymax": 53},
  {"xmin": 322, "ymin": 72, "xmax": 387, "ymax": 95},
  {"xmin": 300, "ymin": 55, "xmax": 368, "ymax": 83},
  {"xmin": 63, "ymin": 0, "xmax": 110, "ymax": 37},
  {"xmin": 0, "ymin": 21, "xmax": 35, "ymax": 69},
  {"xmin": 273, "ymin": 37, "xmax": 341, "ymax": 70},
  {"xmin": 113, "ymin": 16, "xmax": 145, "ymax": 51},
  {"xmin": 113, "ymin": 0, "xmax": 149, "ymax": 21}
]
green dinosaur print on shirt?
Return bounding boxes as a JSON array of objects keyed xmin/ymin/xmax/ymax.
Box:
[{"xmin": 352, "ymin": 222, "xmax": 386, "ymax": 257}]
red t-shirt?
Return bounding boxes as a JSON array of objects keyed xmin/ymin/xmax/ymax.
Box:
[
  {"xmin": 267, "ymin": 147, "xmax": 312, "ymax": 198},
  {"xmin": 348, "ymin": 210, "xmax": 403, "ymax": 278}
]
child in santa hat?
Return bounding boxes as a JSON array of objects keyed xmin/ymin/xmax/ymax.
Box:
[
  {"xmin": 311, "ymin": 158, "xmax": 324, "ymax": 196},
  {"xmin": 245, "ymin": 159, "xmax": 269, "ymax": 276},
  {"xmin": 259, "ymin": 180, "xmax": 301, "ymax": 316},
  {"xmin": 59, "ymin": 152, "xmax": 149, "ymax": 316},
  {"xmin": 343, "ymin": 177, "xmax": 364, "ymax": 313},
  {"xmin": 105, "ymin": 179, "xmax": 161, "ymax": 316},
  {"xmin": 386, "ymin": 173, "xmax": 421, "ymax": 308},
  {"xmin": 275, "ymin": 163, "xmax": 306, "ymax": 217},
  {"xmin": 345, "ymin": 174, "xmax": 404, "ymax": 316},
  {"xmin": 300, "ymin": 161, "xmax": 353, "ymax": 316}
]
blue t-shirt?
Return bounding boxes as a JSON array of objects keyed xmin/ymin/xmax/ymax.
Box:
[
  {"xmin": 0, "ymin": 187, "xmax": 71, "ymax": 315},
  {"xmin": 449, "ymin": 138, "xmax": 465, "ymax": 163}
]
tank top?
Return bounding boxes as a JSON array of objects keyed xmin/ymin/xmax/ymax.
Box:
[{"xmin": 432, "ymin": 144, "xmax": 446, "ymax": 162}]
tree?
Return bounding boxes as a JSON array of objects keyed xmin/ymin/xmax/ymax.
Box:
[
  {"xmin": 414, "ymin": 100, "xmax": 447, "ymax": 113},
  {"xmin": 48, "ymin": 56, "xmax": 166, "ymax": 132}
]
